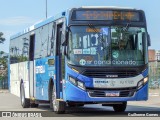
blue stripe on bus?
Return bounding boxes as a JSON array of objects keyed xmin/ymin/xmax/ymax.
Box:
[
  {"xmin": 142, "ymin": 68, "xmax": 148, "ymax": 77},
  {"xmin": 64, "ymin": 81, "xmax": 148, "ymax": 102},
  {"xmin": 35, "ymin": 56, "xmax": 56, "ymax": 100},
  {"xmin": 10, "ymin": 11, "xmax": 68, "ymax": 40}
]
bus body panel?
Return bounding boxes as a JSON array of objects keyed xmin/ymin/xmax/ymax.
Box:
[
  {"xmin": 66, "ymin": 65, "xmax": 148, "ymax": 88},
  {"xmin": 29, "ymin": 61, "xmax": 34, "ymax": 98},
  {"xmin": 9, "ymin": 7, "xmax": 149, "ymax": 110},
  {"xmin": 35, "ymin": 56, "xmax": 56, "ymax": 100},
  {"xmin": 64, "ymin": 65, "xmax": 148, "ymax": 102},
  {"xmin": 65, "ymin": 81, "xmax": 148, "ymax": 102},
  {"xmin": 10, "ymin": 63, "xmax": 19, "ymax": 96},
  {"xmin": 10, "ymin": 62, "xmax": 29, "ymax": 98},
  {"xmin": 19, "ymin": 62, "xmax": 30, "ymax": 98}
]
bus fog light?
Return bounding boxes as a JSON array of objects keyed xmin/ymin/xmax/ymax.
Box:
[{"xmin": 77, "ymin": 81, "xmax": 85, "ymax": 90}]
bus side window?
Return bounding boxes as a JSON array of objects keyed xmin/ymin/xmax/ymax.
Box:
[
  {"xmin": 29, "ymin": 35, "xmax": 35, "ymax": 61},
  {"xmin": 10, "ymin": 38, "xmax": 19, "ymax": 64},
  {"xmin": 48, "ymin": 22, "xmax": 55, "ymax": 56},
  {"xmin": 126, "ymin": 35, "xmax": 134, "ymax": 50}
]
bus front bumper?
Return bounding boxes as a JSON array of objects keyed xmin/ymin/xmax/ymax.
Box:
[{"xmin": 64, "ymin": 82, "xmax": 148, "ymax": 103}]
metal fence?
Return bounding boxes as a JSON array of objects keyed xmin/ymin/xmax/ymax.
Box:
[
  {"xmin": 149, "ymin": 61, "xmax": 160, "ymax": 89},
  {"xmin": 0, "ymin": 76, "xmax": 8, "ymax": 89}
]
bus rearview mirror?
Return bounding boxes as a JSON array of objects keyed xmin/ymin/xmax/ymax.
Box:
[
  {"xmin": 62, "ymin": 46, "xmax": 67, "ymax": 56},
  {"xmin": 147, "ymin": 34, "xmax": 151, "ymax": 47}
]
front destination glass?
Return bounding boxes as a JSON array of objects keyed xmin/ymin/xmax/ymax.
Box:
[{"xmin": 68, "ymin": 26, "xmax": 147, "ymax": 66}]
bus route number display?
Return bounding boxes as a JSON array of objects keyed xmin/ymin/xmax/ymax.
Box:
[{"xmin": 72, "ymin": 10, "xmax": 141, "ymax": 21}]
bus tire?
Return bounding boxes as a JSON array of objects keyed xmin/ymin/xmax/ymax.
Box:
[
  {"xmin": 68, "ymin": 102, "xmax": 76, "ymax": 107},
  {"xmin": 78, "ymin": 104, "xmax": 84, "ymax": 107},
  {"xmin": 30, "ymin": 103, "xmax": 39, "ymax": 108},
  {"xmin": 49, "ymin": 83, "xmax": 53, "ymax": 109},
  {"xmin": 20, "ymin": 83, "xmax": 30, "ymax": 108},
  {"xmin": 68, "ymin": 103, "xmax": 84, "ymax": 107},
  {"xmin": 52, "ymin": 86, "xmax": 66, "ymax": 114},
  {"xmin": 113, "ymin": 102, "xmax": 127, "ymax": 112}
]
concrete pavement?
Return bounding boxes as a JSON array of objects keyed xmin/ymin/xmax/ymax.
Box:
[
  {"xmin": 0, "ymin": 92, "xmax": 160, "ymax": 120},
  {"xmin": 0, "ymin": 89, "xmax": 9, "ymax": 93},
  {"xmin": 0, "ymin": 91, "xmax": 160, "ymax": 112}
]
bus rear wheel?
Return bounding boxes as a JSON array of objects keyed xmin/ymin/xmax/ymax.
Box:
[
  {"xmin": 51, "ymin": 86, "xmax": 66, "ymax": 114},
  {"xmin": 113, "ymin": 102, "xmax": 127, "ymax": 112},
  {"xmin": 20, "ymin": 83, "xmax": 30, "ymax": 108}
]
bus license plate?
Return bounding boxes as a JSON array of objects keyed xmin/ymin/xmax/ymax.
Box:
[{"xmin": 105, "ymin": 91, "xmax": 120, "ymax": 97}]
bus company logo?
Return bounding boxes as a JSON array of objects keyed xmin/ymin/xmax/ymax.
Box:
[
  {"xmin": 106, "ymin": 75, "xmax": 118, "ymax": 78},
  {"xmin": 79, "ymin": 59, "xmax": 86, "ymax": 65},
  {"xmin": 2, "ymin": 112, "xmax": 11, "ymax": 117},
  {"xmin": 110, "ymin": 81, "xmax": 116, "ymax": 87},
  {"xmin": 112, "ymin": 51, "xmax": 119, "ymax": 59}
]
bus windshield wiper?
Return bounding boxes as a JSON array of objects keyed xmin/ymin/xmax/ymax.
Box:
[{"xmin": 123, "ymin": 23, "xmax": 130, "ymax": 32}]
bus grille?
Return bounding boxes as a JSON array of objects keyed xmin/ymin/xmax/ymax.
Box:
[
  {"xmin": 82, "ymin": 69, "xmax": 139, "ymax": 78},
  {"xmin": 87, "ymin": 89, "xmax": 136, "ymax": 97}
]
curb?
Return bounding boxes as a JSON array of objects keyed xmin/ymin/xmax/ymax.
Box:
[
  {"xmin": 149, "ymin": 93, "xmax": 159, "ymax": 96},
  {"xmin": 0, "ymin": 90, "xmax": 9, "ymax": 93}
]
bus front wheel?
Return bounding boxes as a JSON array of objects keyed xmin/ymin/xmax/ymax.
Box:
[
  {"xmin": 20, "ymin": 83, "xmax": 30, "ymax": 108},
  {"xmin": 30, "ymin": 103, "xmax": 39, "ymax": 108},
  {"xmin": 113, "ymin": 102, "xmax": 127, "ymax": 112},
  {"xmin": 51, "ymin": 86, "xmax": 66, "ymax": 114}
]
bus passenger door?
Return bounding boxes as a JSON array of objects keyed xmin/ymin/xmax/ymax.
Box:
[
  {"xmin": 55, "ymin": 18, "xmax": 66, "ymax": 99},
  {"xmin": 29, "ymin": 34, "xmax": 35, "ymax": 98}
]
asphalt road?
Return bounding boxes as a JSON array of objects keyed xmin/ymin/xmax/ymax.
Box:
[{"xmin": 0, "ymin": 92, "xmax": 160, "ymax": 118}]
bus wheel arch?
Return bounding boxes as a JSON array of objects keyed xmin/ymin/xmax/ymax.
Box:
[
  {"xmin": 51, "ymin": 85, "xmax": 66, "ymax": 114},
  {"xmin": 20, "ymin": 79, "xmax": 30, "ymax": 108},
  {"xmin": 48, "ymin": 78, "xmax": 66, "ymax": 113},
  {"xmin": 113, "ymin": 102, "xmax": 127, "ymax": 112},
  {"xmin": 48, "ymin": 78, "xmax": 54, "ymax": 108}
]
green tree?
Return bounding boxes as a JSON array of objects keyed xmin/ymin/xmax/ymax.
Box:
[
  {"xmin": 0, "ymin": 51, "xmax": 7, "ymax": 68},
  {"xmin": 0, "ymin": 51, "xmax": 4, "ymax": 55},
  {"xmin": 0, "ymin": 32, "xmax": 5, "ymax": 44},
  {"xmin": 0, "ymin": 51, "xmax": 8, "ymax": 83}
]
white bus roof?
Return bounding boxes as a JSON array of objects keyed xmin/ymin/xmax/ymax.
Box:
[
  {"xmin": 81, "ymin": 6, "xmax": 137, "ymax": 10},
  {"xmin": 10, "ymin": 6, "xmax": 141, "ymax": 40}
]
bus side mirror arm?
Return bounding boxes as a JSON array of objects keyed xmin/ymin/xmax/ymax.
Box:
[
  {"xmin": 62, "ymin": 28, "xmax": 68, "ymax": 56},
  {"xmin": 62, "ymin": 26, "xmax": 68, "ymax": 46},
  {"xmin": 62, "ymin": 38, "xmax": 68, "ymax": 56},
  {"xmin": 147, "ymin": 34, "xmax": 151, "ymax": 47},
  {"xmin": 62, "ymin": 46, "xmax": 67, "ymax": 56}
]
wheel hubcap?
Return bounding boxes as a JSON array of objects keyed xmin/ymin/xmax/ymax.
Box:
[
  {"xmin": 21, "ymin": 86, "xmax": 24, "ymax": 104},
  {"xmin": 52, "ymin": 88, "xmax": 57, "ymax": 111}
]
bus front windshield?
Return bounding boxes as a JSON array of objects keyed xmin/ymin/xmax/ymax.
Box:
[{"xmin": 68, "ymin": 26, "xmax": 147, "ymax": 67}]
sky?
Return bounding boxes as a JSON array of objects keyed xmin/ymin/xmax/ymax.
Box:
[{"xmin": 0, "ymin": 0, "xmax": 160, "ymax": 53}]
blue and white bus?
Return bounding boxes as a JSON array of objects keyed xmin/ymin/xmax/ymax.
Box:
[{"xmin": 9, "ymin": 6, "xmax": 150, "ymax": 113}]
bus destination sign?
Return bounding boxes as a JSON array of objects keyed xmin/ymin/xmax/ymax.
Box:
[{"xmin": 72, "ymin": 10, "xmax": 141, "ymax": 21}]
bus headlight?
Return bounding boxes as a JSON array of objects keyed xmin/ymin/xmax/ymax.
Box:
[
  {"xmin": 143, "ymin": 77, "xmax": 148, "ymax": 84},
  {"xmin": 69, "ymin": 76, "xmax": 77, "ymax": 85},
  {"xmin": 77, "ymin": 81, "xmax": 85, "ymax": 90},
  {"xmin": 68, "ymin": 76, "xmax": 86, "ymax": 90},
  {"xmin": 137, "ymin": 77, "xmax": 148, "ymax": 89}
]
